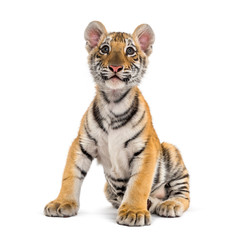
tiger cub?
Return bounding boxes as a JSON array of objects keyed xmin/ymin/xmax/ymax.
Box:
[{"xmin": 44, "ymin": 21, "xmax": 190, "ymax": 226}]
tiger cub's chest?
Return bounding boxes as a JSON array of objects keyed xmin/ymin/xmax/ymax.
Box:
[
  {"xmin": 96, "ymin": 128, "xmax": 134, "ymax": 180},
  {"xmin": 93, "ymin": 90, "xmax": 145, "ymax": 179}
]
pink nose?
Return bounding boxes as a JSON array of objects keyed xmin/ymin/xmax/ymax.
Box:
[{"xmin": 109, "ymin": 65, "xmax": 123, "ymax": 73}]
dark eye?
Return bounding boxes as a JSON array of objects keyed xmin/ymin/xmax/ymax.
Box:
[
  {"xmin": 126, "ymin": 47, "xmax": 135, "ymax": 56},
  {"xmin": 100, "ymin": 45, "xmax": 109, "ymax": 54}
]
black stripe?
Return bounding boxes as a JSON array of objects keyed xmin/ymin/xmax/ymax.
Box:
[
  {"xmin": 114, "ymin": 89, "xmax": 131, "ymax": 104},
  {"xmin": 124, "ymin": 125, "xmax": 146, "ymax": 148},
  {"xmin": 111, "ymin": 93, "xmax": 138, "ymax": 118},
  {"xmin": 80, "ymin": 144, "xmax": 93, "ymax": 161},
  {"xmin": 117, "ymin": 192, "xmax": 124, "ymax": 197},
  {"xmin": 168, "ymin": 189, "xmax": 173, "ymax": 196},
  {"xmin": 153, "ymin": 157, "xmax": 161, "ymax": 184},
  {"xmin": 133, "ymin": 111, "xmax": 145, "ymax": 127},
  {"xmin": 75, "ymin": 165, "xmax": 87, "ymax": 177},
  {"xmin": 169, "ymin": 173, "xmax": 190, "ymax": 184},
  {"xmin": 111, "ymin": 114, "xmax": 130, "ymax": 124},
  {"xmin": 139, "ymin": 55, "xmax": 143, "ymax": 68},
  {"xmin": 129, "ymin": 143, "xmax": 147, "ymax": 168},
  {"xmin": 178, "ymin": 186, "xmax": 189, "ymax": 191},
  {"xmin": 112, "ymin": 94, "xmax": 139, "ymax": 129},
  {"xmin": 179, "ymin": 173, "xmax": 190, "ymax": 180},
  {"xmin": 63, "ymin": 176, "xmax": 84, "ymax": 181},
  {"xmin": 110, "ymin": 106, "xmax": 130, "ymax": 118},
  {"xmin": 84, "ymin": 125, "xmax": 97, "ymax": 145},
  {"xmin": 92, "ymin": 101, "xmax": 108, "ymax": 133},
  {"xmin": 166, "ymin": 174, "xmax": 189, "ymax": 196},
  {"xmin": 80, "ymin": 170, "xmax": 87, "ymax": 177},
  {"xmin": 110, "ymin": 107, "xmax": 137, "ymax": 124},
  {"xmin": 101, "ymin": 91, "xmax": 110, "ymax": 104},
  {"xmin": 165, "ymin": 182, "xmax": 171, "ymax": 189},
  {"xmin": 94, "ymin": 61, "xmax": 101, "ymax": 71},
  {"xmin": 101, "ymin": 74, "xmax": 108, "ymax": 81},
  {"xmin": 107, "ymin": 181, "xmax": 126, "ymax": 195},
  {"xmin": 178, "ymin": 190, "xmax": 190, "ymax": 193},
  {"xmin": 162, "ymin": 145, "xmax": 171, "ymax": 175},
  {"xmin": 172, "ymin": 191, "xmax": 188, "ymax": 196},
  {"xmin": 63, "ymin": 177, "xmax": 70, "ymax": 181},
  {"xmin": 142, "ymin": 56, "xmax": 146, "ymax": 67},
  {"xmin": 132, "ymin": 64, "xmax": 140, "ymax": 75},
  {"xmin": 107, "ymin": 175, "xmax": 129, "ymax": 183},
  {"xmin": 132, "ymin": 62, "xmax": 140, "ymax": 72},
  {"xmin": 171, "ymin": 181, "xmax": 189, "ymax": 187},
  {"xmin": 114, "ymin": 185, "xmax": 126, "ymax": 192},
  {"xmin": 90, "ymin": 54, "xmax": 94, "ymax": 65},
  {"xmin": 169, "ymin": 189, "xmax": 189, "ymax": 196}
]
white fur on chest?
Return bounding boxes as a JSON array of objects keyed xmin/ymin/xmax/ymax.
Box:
[{"xmin": 97, "ymin": 128, "xmax": 134, "ymax": 178}]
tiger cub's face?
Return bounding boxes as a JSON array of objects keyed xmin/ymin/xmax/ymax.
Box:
[{"xmin": 84, "ymin": 21, "xmax": 155, "ymax": 90}]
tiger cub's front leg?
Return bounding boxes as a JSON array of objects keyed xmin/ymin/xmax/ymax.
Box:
[
  {"xmin": 44, "ymin": 114, "xmax": 97, "ymax": 217},
  {"xmin": 117, "ymin": 138, "xmax": 158, "ymax": 226}
]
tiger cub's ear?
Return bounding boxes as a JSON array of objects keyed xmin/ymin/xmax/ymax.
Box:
[
  {"xmin": 133, "ymin": 24, "xmax": 155, "ymax": 56},
  {"xmin": 84, "ymin": 21, "xmax": 107, "ymax": 52}
]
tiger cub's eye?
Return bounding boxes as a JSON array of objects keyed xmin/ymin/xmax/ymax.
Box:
[
  {"xmin": 126, "ymin": 47, "xmax": 135, "ymax": 56},
  {"xmin": 100, "ymin": 45, "xmax": 110, "ymax": 54}
]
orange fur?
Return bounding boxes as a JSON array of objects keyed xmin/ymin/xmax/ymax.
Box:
[{"xmin": 44, "ymin": 22, "xmax": 190, "ymax": 225}]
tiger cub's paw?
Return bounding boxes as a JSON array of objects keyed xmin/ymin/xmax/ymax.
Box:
[
  {"xmin": 155, "ymin": 200, "xmax": 183, "ymax": 218},
  {"xmin": 44, "ymin": 199, "xmax": 79, "ymax": 217},
  {"xmin": 117, "ymin": 204, "xmax": 151, "ymax": 226}
]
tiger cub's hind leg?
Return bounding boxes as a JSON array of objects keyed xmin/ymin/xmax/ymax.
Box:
[
  {"xmin": 151, "ymin": 142, "xmax": 190, "ymax": 217},
  {"xmin": 155, "ymin": 174, "xmax": 190, "ymax": 217},
  {"xmin": 104, "ymin": 182, "xmax": 122, "ymax": 209}
]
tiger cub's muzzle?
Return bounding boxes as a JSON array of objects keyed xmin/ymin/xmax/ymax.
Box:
[{"xmin": 101, "ymin": 65, "xmax": 132, "ymax": 83}]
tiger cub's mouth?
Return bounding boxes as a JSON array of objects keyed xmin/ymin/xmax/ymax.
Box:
[
  {"xmin": 108, "ymin": 75, "xmax": 131, "ymax": 83},
  {"xmin": 109, "ymin": 75, "xmax": 121, "ymax": 80}
]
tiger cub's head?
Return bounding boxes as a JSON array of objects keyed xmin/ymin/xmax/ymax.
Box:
[{"xmin": 84, "ymin": 21, "xmax": 155, "ymax": 90}]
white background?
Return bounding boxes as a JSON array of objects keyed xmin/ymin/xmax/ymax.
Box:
[{"xmin": 0, "ymin": 0, "xmax": 240, "ymax": 239}]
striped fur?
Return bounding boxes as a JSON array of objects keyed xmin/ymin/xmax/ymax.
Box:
[{"xmin": 44, "ymin": 21, "xmax": 190, "ymax": 226}]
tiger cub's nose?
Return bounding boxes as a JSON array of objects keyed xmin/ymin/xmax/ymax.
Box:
[{"xmin": 109, "ymin": 65, "xmax": 123, "ymax": 73}]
